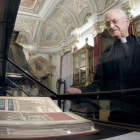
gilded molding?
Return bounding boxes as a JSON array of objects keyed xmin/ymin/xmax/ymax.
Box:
[
  {"xmin": 90, "ymin": 21, "xmax": 105, "ymax": 37},
  {"xmin": 122, "ymin": 0, "xmax": 138, "ymax": 13},
  {"xmin": 123, "ymin": 0, "xmax": 138, "ymax": 5},
  {"xmin": 28, "ymin": 56, "xmax": 56, "ymax": 76},
  {"xmin": 24, "ymin": 49, "xmax": 61, "ymax": 54}
]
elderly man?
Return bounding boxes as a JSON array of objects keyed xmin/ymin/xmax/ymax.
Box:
[{"xmin": 67, "ymin": 8, "xmax": 140, "ymax": 94}]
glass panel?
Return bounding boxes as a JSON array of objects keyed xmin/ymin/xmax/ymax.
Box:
[
  {"xmin": 80, "ymin": 67, "xmax": 86, "ymax": 83},
  {"xmin": 74, "ymin": 54, "xmax": 79, "ymax": 84},
  {"xmin": 80, "ymin": 51, "xmax": 86, "ymax": 67},
  {"xmin": 7, "ymin": 44, "xmax": 58, "ymax": 97},
  {"xmin": 80, "ymin": 51, "xmax": 86, "ymax": 83},
  {"xmin": 70, "ymin": 98, "xmax": 140, "ymax": 126},
  {"xmin": 6, "ymin": 62, "xmax": 54, "ymax": 97},
  {"xmin": 4, "ymin": 3, "xmax": 140, "ymax": 130},
  {"xmin": 8, "ymin": 45, "xmax": 32, "ymax": 75}
]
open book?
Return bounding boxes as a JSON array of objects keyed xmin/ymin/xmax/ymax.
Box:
[{"xmin": 0, "ymin": 97, "xmax": 100, "ymax": 139}]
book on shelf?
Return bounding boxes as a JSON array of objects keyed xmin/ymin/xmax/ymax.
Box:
[{"xmin": 0, "ymin": 96, "xmax": 100, "ymax": 139}]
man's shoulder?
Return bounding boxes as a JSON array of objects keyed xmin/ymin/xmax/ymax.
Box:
[
  {"xmin": 103, "ymin": 45, "xmax": 113, "ymax": 54},
  {"xmin": 99, "ymin": 45, "xmax": 113, "ymax": 62},
  {"xmin": 130, "ymin": 34, "xmax": 140, "ymax": 42},
  {"xmin": 136, "ymin": 36, "xmax": 140, "ymax": 42}
]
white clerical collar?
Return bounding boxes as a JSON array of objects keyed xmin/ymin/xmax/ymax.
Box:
[{"xmin": 120, "ymin": 38, "xmax": 127, "ymax": 43}]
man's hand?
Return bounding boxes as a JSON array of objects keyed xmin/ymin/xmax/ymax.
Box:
[{"xmin": 66, "ymin": 87, "xmax": 82, "ymax": 94}]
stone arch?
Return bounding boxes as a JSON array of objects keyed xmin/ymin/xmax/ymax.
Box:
[
  {"xmin": 88, "ymin": 0, "xmax": 99, "ymax": 12},
  {"xmin": 57, "ymin": 4, "xmax": 78, "ymax": 28},
  {"xmin": 66, "ymin": 24, "xmax": 75, "ymax": 37},
  {"xmin": 79, "ymin": 6, "xmax": 93, "ymax": 26},
  {"xmin": 83, "ymin": 13, "xmax": 92, "ymax": 25}
]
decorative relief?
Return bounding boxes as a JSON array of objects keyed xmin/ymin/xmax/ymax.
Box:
[
  {"xmin": 30, "ymin": 50, "xmax": 38, "ymax": 55},
  {"xmin": 91, "ymin": 21, "xmax": 105, "ymax": 37},
  {"xmin": 70, "ymin": 1, "xmax": 75, "ymax": 9},
  {"xmin": 75, "ymin": 1, "xmax": 88, "ymax": 14},
  {"xmin": 19, "ymin": 0, "xmax": 46, "ymax": 14},
  {"xmin": 69, "ymin": 27, "xmax": 74, "ymax": 34},
  {"xmin": 63, "ymin": 16, "xmax": 73, "ymax": 29},
  {"xmin": 40, "ymin": 22, "xmax": 61, "ymax": 47},
  {"xmin": 105, "ymin": 0, "xmax": 115, "ymax": 8},
  {"xmin": 15, "ymin": 23, "xmax": 31, "ymax": 35},
  {"xmin": 50, "ymin": 8, "xmax": 62, "ymax": 19},
  {"xmin": 50, "ymin": 8, "xmax": 73, "ymax": 30},
  {"xmin": 28, "ymin": 56, "xmax": 55, "ymax": 78},
  {"xmin": 27, "ymin": 50, "xmax": 38, "ymax": 61},
  {"xmin": 28, "ymin": 52, "xmax": 31, "ymax": 61},
  {"xmin": 20, "ymin": 0, "xmax": 36, "ymax": 8},
  {"xmin": 122, "ymin": 0, "xmax": 135, "ymax": 13},
  {"xmin": 49, "ymin": 55, "xmax": 52, "ymax": 63},
  {"xmin": 69, "ymin": 0, "xmax": 89, "ymax": 14},
  {"xmin": 83, "ymin": 13, "xmax": 91, "ymax": 24},
  {"xmin": 14, "ymin": 20, "xmax": 36, "ymax": 36},
  {"xmin": 14, "ymin": 21, "xmax": 22, "ymax": 29},
  {"xmin": 16, "ymin": 35, "xmax": 28, "ymax": 44},
  {"xmin": 28, "ymin": 23, "xmax": 35, "ymax": 34}
]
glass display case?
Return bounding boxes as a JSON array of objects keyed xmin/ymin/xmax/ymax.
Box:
[{"xmin": 72, "ymin": 44, "xmax": 94, "ymax": 87}]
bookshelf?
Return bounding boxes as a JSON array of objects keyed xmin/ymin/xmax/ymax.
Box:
[{"xmin": 72, "ymin": 43, "xmax": 94, "ymax": 88}]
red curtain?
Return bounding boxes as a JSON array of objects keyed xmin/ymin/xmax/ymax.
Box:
[
  {"xmin": 94, "ymin": 34, "xmax": 102, "ymax": 72},
  {"xmin": 128, "ymin": 24, "xmax": 132, "ymax": 34},
  {"xmin": 59, "ymin": 56, "xmax": 63, "ymax": 82}
]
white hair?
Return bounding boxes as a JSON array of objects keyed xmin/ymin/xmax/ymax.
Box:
[{"xmin": 105, "ymin": 9, "xmax": 127, "ymax": 19}]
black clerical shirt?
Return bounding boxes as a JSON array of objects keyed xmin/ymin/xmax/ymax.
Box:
[
  {"xmin": 121, "ymin": 34, "xmax": 135, "ymax": 71},
  {"xmin": 80, "ymin": 34, "xmax": 140, "ymax": 93}
]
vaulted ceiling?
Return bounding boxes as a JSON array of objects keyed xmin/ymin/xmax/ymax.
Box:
[{"xmin": 14, "ymin": 0, "xmax": 115, "ymax": 52}]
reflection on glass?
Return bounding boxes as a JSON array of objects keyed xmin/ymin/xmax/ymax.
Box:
[
  {"xmin": 74, "ymin": 54, "xmax": 79, "ymax": 84},
  {"xmin": 80, "ymin": 51, "xmax": 86, "ymax": 83},
  {"xmin": 80, "ymin": 67, "xmax": 86, "ymax": 83},
  {"xmin": 5, "ymin": 2, "xmax": 140, "ymax": 130},
  {"xmin": 6, "ymin": 61, "xmax": 52, "ymax": 97}
]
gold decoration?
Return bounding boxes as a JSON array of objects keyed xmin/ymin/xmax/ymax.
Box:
[
  {"xmin": 28, "ymin": 52, "xmax": 31, "ymax": 61},
  {"xmin": 28, "ymin": 56, "xmax": 56, "ymax": 79},
  {"xmin": 49, "ymin": 55, "xmax": 52, "ymax": 63},
  {"xmin": 16, "ymin": 35, "xmax": 28, "ymax": 44}
]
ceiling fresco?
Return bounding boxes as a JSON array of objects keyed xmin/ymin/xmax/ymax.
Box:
[
  {"xmin": 20, "ymin": 0, "xmax": 36, "ymax": 8},
  {"xmin": 15, "ymin": 0, "xmax": 121, "ymax": 50},
  {"xmin": 19, "ymin": 0, "xmax": 46, "ymax": 14},
  {"xmin": 15, "ymin": 20, "xmax": 36, "ymax": 36},
  {"xmin": 39, "ymin": 22, "xmax": 61, "ymax": 47},
  {"xmin": 45, "ymin": 27, "xmax": 58, "ymax": 42}
]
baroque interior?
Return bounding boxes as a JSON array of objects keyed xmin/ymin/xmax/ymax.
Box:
[{"xmin": 13, "ymin": 0, "xmax": 140, "ymax": 108}]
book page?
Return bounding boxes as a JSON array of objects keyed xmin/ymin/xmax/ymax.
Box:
[
  {"xmin": 0, "ymin": 111, "xmax": 92, "ymax": 125},
  {"xmin": 0, "ymin": 97, "xmax": 92, "ymax": 124},
  {"xmin": 0, "ymin": 97, "xmax": 62, "ymax": 113},
  {"xmin": 0, "ymin": 97, "xmax": 100, "ymax": 138}
]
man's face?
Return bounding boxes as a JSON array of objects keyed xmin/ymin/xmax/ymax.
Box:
[{"xmin": 105, "ymin": 10, "xmax": 130, "ymax": 39}]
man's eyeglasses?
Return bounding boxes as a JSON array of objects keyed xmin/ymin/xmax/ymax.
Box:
[{"xmin": 105, "ymin": 18, "xmax": 126, "ymax": 28}]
